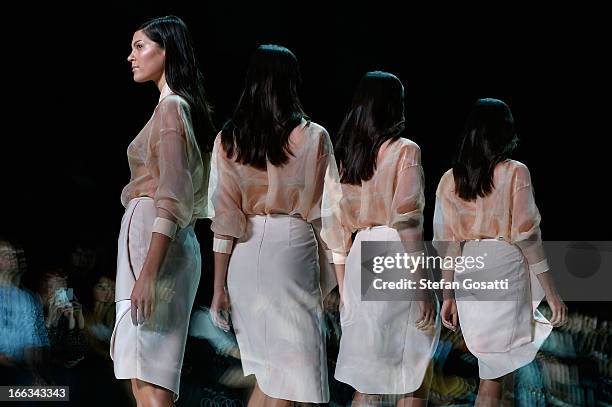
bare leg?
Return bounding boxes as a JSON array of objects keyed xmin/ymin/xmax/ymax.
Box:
[
  {"xmin": 500, "ymin": 372, "xmax": 515, "ymax": 406},
  {"xmin": 130, "ymin": 379, "xmax": 142, "ymax": 407},
  {"xmin": 353, "ymin": 391, "xmax": 382, "ymax": 407},
  {"xmin": 248, "ymin": 382, "xmax": 293, "ymax": 407},
  {"xmin": 394, "ymin": 393, "xmax": 427, "ymax": 407},
  {"xmin": 475, "ymin": 375, "xmax": 507, "ymax": 407},
  {"xmin": 134, "ymin": 378, "xmax": 174, "ymax": 407},
  {"xmin": 395, "ymin": 361, "xmax": 433, "ymax": 407},
  {"xmin": 247, "ymin": 383, "xmax": 267, "ymax": 407}
]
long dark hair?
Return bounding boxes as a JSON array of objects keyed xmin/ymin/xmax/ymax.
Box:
[
  {"xmin": 140, "ymin": 15, "xmax": 216, "ymax": 152},
  {"xmin": 335, "ymin": 71, "xmax": 406, "ymax": 184},
  {"xmin": 221, "ymin": 44, "xmax": 308, "ymax": 170},
  {"xmin": 453, "ymin": 98, "xmax": 519, "ymax": 200}
]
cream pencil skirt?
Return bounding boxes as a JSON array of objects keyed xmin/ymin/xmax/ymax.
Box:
[
  {"xmin": 227, "ymin": 214, "xmax": 329, "ymax": 403},
  {"xmin": 455, "ymin": 239, "xmax": 552, "ymax": 379},
  {"xmin": 335, "ymin": 225, "xmax": 441, "ymax": 395},
  {"xmin": 110, "ymin": 197, "xmax": 201, "ymax": 401}
]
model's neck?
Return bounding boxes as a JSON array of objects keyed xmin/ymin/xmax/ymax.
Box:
[{"xmin": 156, "ymin": 73, "xmax": 167, "ymax": 93}]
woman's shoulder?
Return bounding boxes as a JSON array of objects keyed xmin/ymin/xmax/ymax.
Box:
[
  {"xmin": 496, "ymin": 159, "xmax": 531, "ymax": 180},
  {"xmin": 214, "ymin": 130, "xmax": 223, "ymax": 144},
  {"xmin": 155, "ymin": 94, "xmax": 190, "ymax": 116},
  {"xmin": 436, "ymin": 168, "xmax": 455, "ymax": 195},
  {"xmin": 213, "ymin": 130, "xmax": 235, "ymax": 160},
  {"xmin": 441, "ymin": 168, "xmax": 454, "ymax": 179},
  {"xmin": 385, "ymin": 137, "xmax": 421, "ymax": 168},
  {"xmin": 149, "ymin": 95, "xmax": 191, "ymax": 134},
  {"xmin": 500, "ymin": 159, "xmax": 533, "ymax": 188},
  {"xmin": 303, "ymin": 120, "xmax": 329, "ymax": 139},
  {"xmin": 502, "ymin": 159, "xmax": 528, "ymax": 170},
  {"xmin": 300, "ymin": 120, "xmax": 333, "ymax": 153},
  {"xmin": 397, "ymin": 136, "xmax": 420, "ymax": 151}
]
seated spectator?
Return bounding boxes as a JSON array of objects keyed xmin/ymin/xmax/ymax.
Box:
[{"xmin": 0, "ymin": 238, "xmax": 49, "ymax": 385}]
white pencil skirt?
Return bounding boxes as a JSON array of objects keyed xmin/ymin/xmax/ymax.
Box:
[
  {"xmin": 227, "ymin": 214, "xmax": 328, "ymax": 403},
  {"xmin": 456, "ymin": 239, "xmax": 552, "ymax": 379},
  {"xmin": 335, "ymin": 226, "xmax": 441, "ymax": 395},
  {"xmin": 110, "ymin": 197, "xmax": 201, "ymax": 401}
]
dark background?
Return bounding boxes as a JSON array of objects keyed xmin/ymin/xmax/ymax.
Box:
[{"xmin": 4, "ymin": 3, "xmax": 609, "ymax": 310}]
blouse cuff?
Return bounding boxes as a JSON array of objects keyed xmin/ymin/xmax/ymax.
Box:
[
  {"xmin": 213, "ymin": 237, "xmax": 234, "ymax": 254},
  {"xmin": 529, "ymin": 259, "xmax": 550, "ymax": 275},
  {"xmin": 332, "ymin": 250, "xmax": 347, "ymax": 265},
  {"xmin": 152, "ymin": 217, "xmax": 178, "ymax": 240}
]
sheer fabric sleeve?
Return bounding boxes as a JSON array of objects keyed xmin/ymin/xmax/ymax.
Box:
[
  {"xmin": 510, "ymin": 164, "xmax": 549, "ymax": 274},
  {"xmin": 390, "ymin": 144, "xmax": 425, "ymax": 255},
  {"xmin": 149, "ymin": 97, "xmax": 194, "ymax": 229},
  {"xmin": 432, "ymin": 174, "xmax": 461, "ymax": 269},
  {"xmin": 208, "ymin": 133, "xmax": 247, "ymax": 253},
  {"xmin": 197, "ymin": 150, "xmax": 213, "ymax": 219},
  {"xmin": 318, "ymin": 133, "xmax": 352, "ymax": 265}
]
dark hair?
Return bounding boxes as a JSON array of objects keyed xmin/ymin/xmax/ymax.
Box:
[
  {"xmin": 221, "ymin": 44, "xmax": 308, "ymax": 170},
  {"xmin": 334, "ymin": 71, "xmax": 406, "ymax": 184},
  {"xmin": 140, "ymin": 15, "xmax": 216, "ymax": 152},
  {"xmin": 453, "ymin": 98, "xmax": 519, "ymax": 200}
]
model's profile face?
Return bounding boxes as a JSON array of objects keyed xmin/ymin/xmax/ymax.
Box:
[{"xmin": 127, "ymin": 30, "xmax": 165, "ymax": 83}]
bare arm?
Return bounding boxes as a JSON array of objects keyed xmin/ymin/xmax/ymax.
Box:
[
  {"xmin": 210, "ymin": 236, "xmax": 234, "ymax": 331},
  {"xmin": 334, "ymin": 264, "xmax": 346, "ymax": 303},
  {"xmin": 130, "ymin": 208, "xmax": 174, "ymax": 325},
  {"xmin": 213, "ymin": 249, "xmax": 231, "ymax": 293}
]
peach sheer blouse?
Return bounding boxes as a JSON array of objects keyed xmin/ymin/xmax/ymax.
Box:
[
  {"xmin": 120, "ymin": 84, "xmax": 210, "ymax": 228},
  {"xmin": 433, "ymin": 160, "xmax": 549, "ymax": 274},
  {"xmin": 321, "ymin": 137, "xmax": 425, "ymax": 264},
  {"xmin": 208, "ymin": 119, "xmax": 337, "ymax": 254}
]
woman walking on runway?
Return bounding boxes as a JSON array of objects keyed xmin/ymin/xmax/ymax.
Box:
[
  {"xmin": 322, "ymin": 71, "xmax": 440, "ymax": 407},
  {"xmin": 111, "ymin": 15, "xmax": 215, "ymax": 406},
  {"xmin": 208, "ymin": 44, "xmax": 337, "ymax": 405},
  {"xmin": 434, "ymin": 98, "xmax": 567, "ymax": 406}
]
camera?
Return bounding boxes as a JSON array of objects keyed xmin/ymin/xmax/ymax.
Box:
[{"xmin": 54, "ymin": 287, "xmax": 74, "ymax": 307}]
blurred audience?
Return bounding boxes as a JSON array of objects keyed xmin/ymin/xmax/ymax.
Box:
[
  {"xmin": 0, "ymin": 238, "xmax": 49, "ymax": 385},
  {"xmin": 37, "ymin": 268, "xmax": 87, "ymax": 369}
]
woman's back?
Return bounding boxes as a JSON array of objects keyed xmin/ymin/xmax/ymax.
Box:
[
  {"xmin": 435, "ymin": 159, "xmax": 541, "ymax": 243},
  {"xmin": 210, "ymin": 119, "xmax": 332, "ymax": 239},
  {"xmin": 339, "ymin": 137, "xmax": 423, "ymax": 230}
]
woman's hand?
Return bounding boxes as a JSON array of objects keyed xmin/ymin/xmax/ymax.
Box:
[
  {"xmin": 441, "ymin": 298, "xmax": 458, "ymax": 332},
  {"xmin": 546, "ymin": 291, "xmax": 568, "ymax": 327},
  {"xmin": 45, "ymin": 296, "xmax": 61, "ymax": 328},
  {"xmin": 536, "ymin": 271, "xmax": 568, "ymax": 327},
  {"xmin": 130, "ymin": 229, "xmax": 173, "ymax": 326},
  {"xmin": 130, "ymin": 265, "xmax": 158, "ymax": 326},
  {"xmin": 337, "ymin": 283, "xmax": 345, "ymax": 310},
  {"xmin": 210, "ymin": 288, "xmax": 231, "ymax": 332},
  {"xmin": 415, "ymin": 298, "xmax": 436, "ymax": 331},
  {"xmin": 333, "ymin": 263, "xmax": 346, "ymax": 309}
]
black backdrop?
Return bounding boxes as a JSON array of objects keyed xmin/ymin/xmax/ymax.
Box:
[{"xmin": 5, "ymin": 3, "xmax": 608, "ymax": 313}]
